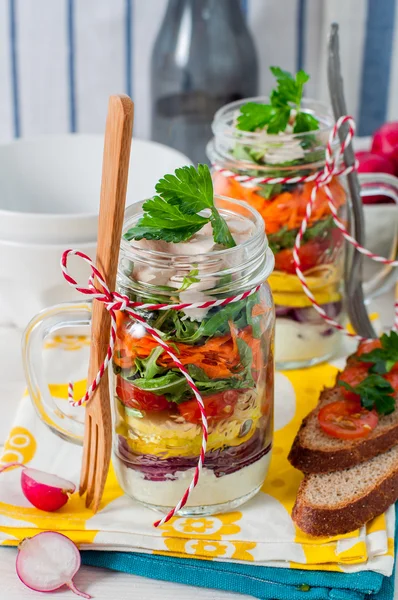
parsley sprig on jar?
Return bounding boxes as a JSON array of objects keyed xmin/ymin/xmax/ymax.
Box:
[{"xmin": 207, "ymin": 66, "xmax": 347, "ymax": 369}]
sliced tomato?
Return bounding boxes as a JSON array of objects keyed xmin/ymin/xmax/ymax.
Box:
[
  {"xmin": 318, "ymin": 399, "xmax": 378, "ymax": 440},
  {"xmin": 178, "ymin": 390, "xmax": 240, "ymax": 424},
  {"xmin": 384, "ymin": 371, "xmax": 398, "ymax": 393},
  {"xmin": 357, "ymin": 339, "xmax": 382, "ymax": 356},
  {"xmin": 116, "ymin": 376, "xmax": 169, "ymax": 412},
  {"xmin": 338, "ymin": 364, "xmax": 369, "ymax": 401},
  {"xmin": 274, "ymin": 241, "xmax": 323, "ymax": 274}
]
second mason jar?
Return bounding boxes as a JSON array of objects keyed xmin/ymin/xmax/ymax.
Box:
[{"xmin": 207, "ymin": 98, "xmax": 347, "ymax": 369}]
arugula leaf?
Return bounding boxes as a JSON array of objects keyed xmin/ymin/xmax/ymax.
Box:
[
  {"xmin": 187, "ymin": 365, "xmax": 252, "ymax": 394},
  {"xmin": 124, "ymin": 164, "xmax": 235, "ymax": 248},
  {"xmin": 236, "ymin": 66, "xmax": 319, "ymax": 135},
  {"xmin": 134, "ymin": 347, "xmax": 165, "ymax": 380},
  {"xmin": 173, "ymin": 300, "xmax": 247, "ymax": 343},
  {"xmin": 268, "ymin": 217, "xmax": 335, "ymax": 254},
  {"xmin": 178, "ymin": 268, "xmax": 200, "ymax": 293},
  {"xmin": 358, "ymin": 331, "xmax": 398, "ymax": 374},
  {"xmin": 245, "ymin": 292, "xmax": 263, "ymax": 338},
  {"xmin": 256, "ymin": 183, "xmax": 283, "ymax": 200},
  {"xmin": 338, "ymin": 374, "xmax": 395, "ymax": 415},
  {"xmin": 132, "ymin": 371, "xmax": 188, "ymax": 402}
]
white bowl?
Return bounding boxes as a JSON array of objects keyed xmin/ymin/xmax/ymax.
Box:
[{"xmin": 0, "ymin": 135, "xmax": 192, "ymax": 244}]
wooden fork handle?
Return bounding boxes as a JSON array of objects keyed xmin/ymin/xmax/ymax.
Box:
[{"xmin": 80, "ymin": 95, "xmax": 134, "ymax": 500}]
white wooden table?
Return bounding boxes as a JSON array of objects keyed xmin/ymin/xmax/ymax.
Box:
[{"xmin": 0, "ymin": 290, "xmax": 397, "ymax": 600}]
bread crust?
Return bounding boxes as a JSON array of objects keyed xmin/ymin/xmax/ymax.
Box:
[
  {"xmin": 288, "ymin": 388, "xmax": 398, "ymax": 474},
  {"xmin": 292, "ymin": 465, "xmax": 398, "ymax": 536}
]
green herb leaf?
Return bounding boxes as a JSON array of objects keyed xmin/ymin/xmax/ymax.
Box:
[
  {"xmin": 124, "ymin": 164, "xmax": 235, "ymax": 248},
  {"xmin": 267, "ymin": 106, "xmax": 291, "ymax": 134},
  {"xmin": 132, "ymin": 371, "xmax": 188, "ymax": 402},
  {"xmin": 293, "ymin": 112, "xmax": 320, "ymax": 134},
  {"xmin": 338, "ymin": 374, "xmax": 395, "ymax": 415},
  {"xmin": 134, "ymin": 347, "xmax": 165, "ymax": 380},
  {"xmin": 236, "ymin": 102, "xmax": 276, "ymax": 132},
  {"xmin": 236, "ymin": 67, "xmax": 319, "ymax": 135},
  {"xmin": 210, "ymin": 207, "xmax": 236, "ymax": 248},
  {"xmin": 156, "ymin": 164, "xmax": 213, "ymax": 214},
  {"xmin": 256, "ymin": 183, "xmax": 283, "ymax": 200},
  {"xmin": 178, "ymin": 268, "xmax": 200, "ymax": 293},
  {"xmin": 268, "ymin": 217, "xmax": 335, "ymax": 254},
  {"xmin": 359, "ymin": 331, "xmax": 398, "ymax": 375},
  {"xmin": 187, "ymin": 364, "xmax": 253, "ymax": 394}
]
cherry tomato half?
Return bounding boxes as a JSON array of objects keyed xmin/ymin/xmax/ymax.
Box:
[
  {"xmin": 178, "ymin": 390, "xmax": 240, "ymax": 424},
  {"xmin": 318, "ymin": 399, "xmax": 378, "ymax": 440},
  {"xmin": 116, "ymin": 376, "xmax": 169, "ymax": 412},
  {"xmin": 338, "ymin": 364, "xmax": 369, "ymax": 401},
  {"xmin": 274, "ymin": 241, "xmax": 323, "ymax": 274},
  {"xmin": 384, "ymin": 371, "xmax": 398, "ymax": 393}
]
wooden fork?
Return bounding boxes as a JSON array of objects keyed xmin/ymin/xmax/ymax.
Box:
[{"xmin": 80, "ymin": 95, "xmax": 134, "ymax": 511}]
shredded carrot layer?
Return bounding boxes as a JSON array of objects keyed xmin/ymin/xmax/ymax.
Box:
[
  {"xmin": 114, "ymin": 313, "xmax": 264, "ymax": 379},
  {"xmin": 213, "ymin": 172, "xmax": 346, "ymax": 235}
]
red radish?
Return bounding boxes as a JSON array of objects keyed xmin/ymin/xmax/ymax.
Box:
[
  {"xmin": 16, "ymin": 532, "xmax": 91, "ymax": 598},
  {"xmin": 0, "ymin": 462, "xmax": 75, "ymax": 511},
  {"xmin": 355, "ymin": 151, "xmax": 396, "ymax": 203},
  {"xmin": 371, "ymin": 122, "xmax": 398, "ymax": 171}
]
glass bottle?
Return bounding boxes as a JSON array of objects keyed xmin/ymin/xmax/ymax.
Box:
[{"xmin": 151, "ymin": 0, "xmax": 258, "ymax": 165}]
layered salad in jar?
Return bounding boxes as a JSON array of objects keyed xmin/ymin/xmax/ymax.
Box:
[
  {"xmin": 112, "ymin": 165, "xmax": 274, "ymax": 515},
  {"xmin": 209, "ymin": 67, "xmax": 347, "ymax": 368}
]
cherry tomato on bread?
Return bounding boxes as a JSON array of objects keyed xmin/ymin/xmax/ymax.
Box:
[
  {"xmin": 338, "ymin": 364, "xmax": 369, "ymax": 401},
  {"xmin": 318, "ymin": 399, "xmax": 378, "ymax": 440}
]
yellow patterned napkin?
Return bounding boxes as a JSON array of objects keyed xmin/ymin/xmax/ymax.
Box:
[{"xmin": 0, "ymin": 335, "xmax": 394, "ymax": 576}]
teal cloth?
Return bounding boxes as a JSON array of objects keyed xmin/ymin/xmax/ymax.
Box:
[{"xmin": 81, "ymin": 505, "xmax": 397, "ymax": 600}]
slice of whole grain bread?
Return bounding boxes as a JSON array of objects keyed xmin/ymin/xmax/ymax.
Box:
[
  {"xmin": 292, "ymin": 445, "xmax": 398, "ymax": 536},
  {"xmin": 288, "ymin": 386, "xmax": 398, "ymax": 474}
]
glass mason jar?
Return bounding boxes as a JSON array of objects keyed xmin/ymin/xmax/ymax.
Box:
[
  {"xmin": 207, "ymin": 97, "xmax": 398, "ymax": 369},
  {"xmin": 23, "ymin": 197, "xmax": 275, "ymax": 517}
]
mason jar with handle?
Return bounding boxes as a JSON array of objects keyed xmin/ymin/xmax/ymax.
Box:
[
  {"xmin": 23, "ymin": 197, "xmax": 275, "ymax": 516},
  {"xmin": 207, "ymin": 97, "xmax": 398, "ymax": 369}
]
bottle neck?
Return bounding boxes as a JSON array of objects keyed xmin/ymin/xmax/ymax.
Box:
[{"xmin": 163, "ymin": 0, "xmax": 243, "ymax": 22}]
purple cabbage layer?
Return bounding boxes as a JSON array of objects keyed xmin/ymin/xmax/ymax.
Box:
[
  {"xmin": 117, "ymin": 428, "xmax": 271, "ymax": 481},
  {"xmin": 275, "ymin": 301, "xmax": 342, "ymax": 325}
]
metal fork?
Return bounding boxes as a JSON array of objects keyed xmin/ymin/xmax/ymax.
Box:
[
  {"xmin": 327, "ymin": 23, "xmax": 377, "ymax": 339},
  {"xmin": 80, "ymin": 95, "xmax": 134, "ymax": 510}
]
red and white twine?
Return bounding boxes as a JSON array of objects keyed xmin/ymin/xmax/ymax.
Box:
[
  {"xmin": 215, "ymin": 115, "xmax": 398, "ymax": 337},
  {"xmin": 61, "ymin": 249, "xmax": 260, "ymax": 526}
]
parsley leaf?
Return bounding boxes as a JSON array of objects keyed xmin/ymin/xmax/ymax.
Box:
[
  {"xmin": 358, "ymin": 331, "xmax": 398, "ymax": 374},
  {"xmin": 236, "ymin": 66, "xmax": 319, "ymax": 135},
  {"xmin": 338, "ymin": 374, "xmax": 395, "ymax": 415},
  {"xmin": 124, "ymin": 164, "xmax": 236, "ymax": 248},
  {"xmin": 156, "ymin": 164, "xmax": 213, "ymax": 214},
  {"xmin": 236, "ymin": 102, "xmax": 276, "ymax": 132}
]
